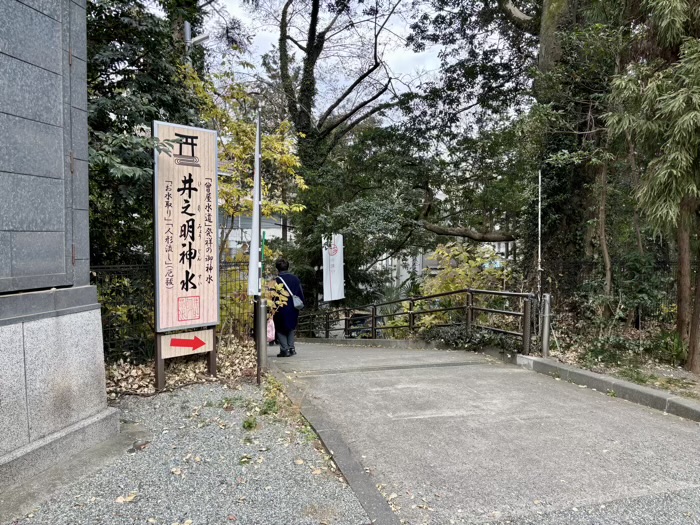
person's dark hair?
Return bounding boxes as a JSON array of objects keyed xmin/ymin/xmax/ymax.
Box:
[{"xmin": 275, "ymin": 258, "xmax": 289, "ymax": 272}]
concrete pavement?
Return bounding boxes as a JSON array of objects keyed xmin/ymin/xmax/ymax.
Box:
[{"xmin": 271, "ymin": 342, "xmax": 700, "ymax": 525}]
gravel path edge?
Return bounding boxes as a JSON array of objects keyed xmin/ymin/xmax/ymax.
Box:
[{"xmin": 269, "ymin": 364, "xmax": 401, "ymax": 525}]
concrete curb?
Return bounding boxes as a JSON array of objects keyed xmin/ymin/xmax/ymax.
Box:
[
  {"xmin": 517, "ymin": 355, "xmax": 700, "ymax": 422},
  {"xmin": 269, "ymin": 364, "xmax": 401, "ymax": 525}
]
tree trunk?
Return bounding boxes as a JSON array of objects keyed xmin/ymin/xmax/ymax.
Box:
[
  {"xmin": 538, "ymin": 0, "xmax": 571, "ymax": 74},
  {"xmin": 677, "ymin": 198, "xmax": 692, "ymax": 345},
  {"xmin": 598, "ymin": 162, "xmax": 613, "ymax": 298},
  {"xmin": 625, "ymin": 131, "xmax": 644, "ymax": 254},
  {"xmin": 687, "ymin": 242, "xmax": 700, "ymax": 372}
]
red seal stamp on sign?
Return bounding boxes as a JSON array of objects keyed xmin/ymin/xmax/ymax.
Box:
[
  {"xmin": 329, "ymin": 244, "xmax": 339, "ymax": 256},
  {"xmin": 178, "ymin": 296, "xmax": 201, "ymax": 321}
]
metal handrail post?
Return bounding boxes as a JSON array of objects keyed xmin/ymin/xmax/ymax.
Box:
[
  {"xmin": 466, "ymin": 291, "xmax": 473, "ymax": 332},
  {"xmin": 371, "ymin": 306, "xmax": 377, "ymax": 339},
  {"xmin": 344, "ymin": 308, "xmax": 350, "ymax": 338},
  {"xmin": 408, "ymin": 299, "xmax": 415, "ymax": 332},
  {"xmin": 542, "ymin": 293, "xmax": 551, "ymax": 358},
  {"xmin": 522, "ymin": 296, "xmax": 532, "ymax": 355},
  {"xmin": 325, "ymin": 311, "xmax": 330, "ymax": 339}
]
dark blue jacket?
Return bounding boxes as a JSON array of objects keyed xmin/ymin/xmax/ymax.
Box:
[{"xmin": 274, "ymin": 272, "xmax": 304, "ymax": 334}]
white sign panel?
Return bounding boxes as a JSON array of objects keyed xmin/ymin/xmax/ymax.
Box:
[
  {"xmin": 160, "ymin": 328, "xmax": 215, "ymax": 359},
  {"xmin": 323, "ymin": 234, "xmax": 345, "ymax": 301},
  {"xmin": 154, "ymin": 121, "xmax": 219, "ymax": 332}
]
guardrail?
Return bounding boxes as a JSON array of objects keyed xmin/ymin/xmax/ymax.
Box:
[{"xmin": 298, "ymin": 288, "xmax": 535, "ymax": 354}]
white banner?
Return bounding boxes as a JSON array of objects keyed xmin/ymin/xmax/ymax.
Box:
[
  {"xmin": 247, "ymin": 111, "xmax": 262, "ymax": 296},
  {"xmin": 323, "ymin": 234, "xmax": 345, "ymax": 301}
]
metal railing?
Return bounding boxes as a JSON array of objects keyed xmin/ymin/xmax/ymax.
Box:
[{"xmin": 298, "ymin": 288, "xmax": 535, "ymax": 354}]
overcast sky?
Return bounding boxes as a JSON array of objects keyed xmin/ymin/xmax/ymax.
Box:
[{"xmin": 216, "ymin": 0, "xmax": 441, "ymax": 82}]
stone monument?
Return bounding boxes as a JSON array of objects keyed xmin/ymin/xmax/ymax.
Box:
[{"xmin": 0, "ymin": 0, "xmax": 118, "ymax": 490}]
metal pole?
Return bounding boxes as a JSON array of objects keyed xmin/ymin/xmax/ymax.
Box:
[
  {"xmin": 522, "ymin": 296, "xmax": 532, "ymax": 355},
  {"xmin": 408, "ymin": 299, "xmax": 415, "ymax": 332},
  {"xmin": 466, "ymin": 292, "xmax": 473, "ymax": 333},
  {"xmin": 541, "ymin": 294, "xmax": 551, "ymax": 358},
  {"xmin": 371, "ymin": 305, "xmax": 377, "ymax": 339},
  {"xmin": 249, "ymin": 102, "xmax": 264, "ymax": 384},
  {"xmin": 538, "ymin": 169, "xmax": 542, "ymax": 299},
  {"xmin": 325, "ymin": 312, "xmax": 330, "ymax": 339},
  {"xmin": 255, "ymin": 106, "xmax": 263, "ymax": 295},
  {"xmin": 256, "ymin": 298, "xmax": 267, "ymax": 385},
  {"xmin": 155, "ymin": 334, "xmax": 165, "ymax": 390},
  {"xmin": 344, "ymin": 308, "xmax": 350, "ymax": 338},
  {"xmin": 184, "ymin": 21, "xmax": 192, "ymax": 59}
]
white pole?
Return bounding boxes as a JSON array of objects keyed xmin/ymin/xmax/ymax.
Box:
[
  {"xmin": 538, "ymin": 169, "xmax": 542, "ymax": 299},
  {"xmin": 184, "ymin": 21, "xmax": 192, "ymax": 61}
]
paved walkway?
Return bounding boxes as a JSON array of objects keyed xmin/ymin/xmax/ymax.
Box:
[{"xmin": 272, "ymin": 342, "xmax": 700, "ymax": 525}]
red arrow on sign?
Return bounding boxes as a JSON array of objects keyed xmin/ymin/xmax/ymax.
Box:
[{"xmin": 170, "ymin": 336, "xmax": 206, "ymax": 351}]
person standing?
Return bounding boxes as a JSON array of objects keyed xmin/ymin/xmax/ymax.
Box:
[{"xmin": 273, "ymin": 259, "xmax": 304, "ymax": 357}]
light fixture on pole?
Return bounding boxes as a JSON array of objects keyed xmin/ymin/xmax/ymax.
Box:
[{"xmin": 184, "ymin": 21, "xmax": 209, "ymax": 62}]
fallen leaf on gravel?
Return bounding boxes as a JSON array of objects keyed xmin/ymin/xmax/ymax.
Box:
[
  {"xmin": 312, "ymin": 469, "xmax": 322, "ymax": 475},
  {"xmin": 115, "ymin": 492, "xmax": 137, "ymax": 504},
  {"xmin": 106, "ymin": 341, "xmax": 256, "ymax": 397},
  {"xmin": 171, "ymin": 467, "xmax": 182, "ymax": 476},
  {"xmin": 388, "ymin": 493, "xmax": 398, "ymax": 501},
  {"xmin": 294, "ymin": 459, "xmax": 304, "ymax": 465},
  {"xmin": 227, "ymin": 516, "xmax": 237, "ymax": 521}
]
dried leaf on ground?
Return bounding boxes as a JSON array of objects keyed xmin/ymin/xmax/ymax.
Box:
[{"xmin": 106, "ymin": 341, "xmax": 256, "ymax": 397}]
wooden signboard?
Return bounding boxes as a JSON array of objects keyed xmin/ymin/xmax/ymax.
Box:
[
  {"xmin": 159, "ymin": 328, "xmax": 215, "ymax": 359},
  {"xmin": 155, "ymin": 327, "xmax": 217, "ymax": 389},
  {"xmin": 154, "ymin": 121, "xmax": 219, "ymax": 333},
  {"xmin": 153, "ymin": 121, "xmax": 219, "ymax": 389}
]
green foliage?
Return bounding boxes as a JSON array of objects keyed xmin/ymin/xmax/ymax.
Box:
[
  {"xmin": 421, "ymin": 243, "xmax": 510, "ymax": 296},
  {"xmin": 242, "ymin": 416, "xmax": 258, "ymax": 430},
  {"xmin": 260, "ymin": 398, "xmax": 279, "ymax": 416},
  {"xmin": 87, "ymin": 0, "xmax": 207, "ymax": 265},
  {"xmin": 417, "ymin": 243, "xmax": 514, "ymax": 332},
  {"xmin": 96, "ymin": 269, "xmax": 154, "ymax": 361},
  {"xmin": 422, "ymin": 325, "xmax": 470, "ymax": 348},
  {"xmin": 577, "ymin": 328, "xmax": 687, "ymax": 369},
  {"xmin": 608, "ymin": 37, "xmax": 700, "ymax": 229}
]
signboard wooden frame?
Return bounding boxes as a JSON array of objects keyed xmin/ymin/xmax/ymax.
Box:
[
  {"xmin": 153, "ymin": 121, "xmax": 220, "ymax": 333},
  {"xmin": 155, "ymin": 327, "xmax": 217, "ymax": 389}
]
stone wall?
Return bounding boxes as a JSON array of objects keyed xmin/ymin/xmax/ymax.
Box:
[{"xmin": 0, "ymin": 0, "xmax": 118, "ymax": 490}]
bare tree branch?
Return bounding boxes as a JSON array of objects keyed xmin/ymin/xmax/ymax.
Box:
[
  {"xmin": 497, "ymin": 0, "xmax": 539, "ymax": 35},
  {"xmin": 322, "ymin": 0, "xmax": 351, "ymax": 34},
  {"xmin": 316, "ymin": 0, "xmax": 402, "ymax": 129},
  {"xmin": 285, "ymin": 34, "xmax": 307, "ymax": 52},
  {"xmin": 419, "ymin": 221, "xmax": 516, "ymax": 242},
  {"xmin": 320, "ymin": 81, "xmax": 390, "ymax": 138}
]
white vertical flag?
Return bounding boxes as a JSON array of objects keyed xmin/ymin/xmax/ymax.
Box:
[
  {"xmin": 323, "ymin": 234, "xmax": 345, "ymax": 301},
  {"xmin": 247, "ymin": 110, "xmax": 262, "ymax": 296}
]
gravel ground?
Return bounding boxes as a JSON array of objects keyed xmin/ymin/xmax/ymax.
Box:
[{"xmin": 5, "ymin": 381, "xmax": 370, "ymax": 525}]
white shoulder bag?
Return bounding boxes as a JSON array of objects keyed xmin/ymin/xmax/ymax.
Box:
[{"xmin": 279, "ymin": 276, "xmax": 304, "ymax": 310}]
